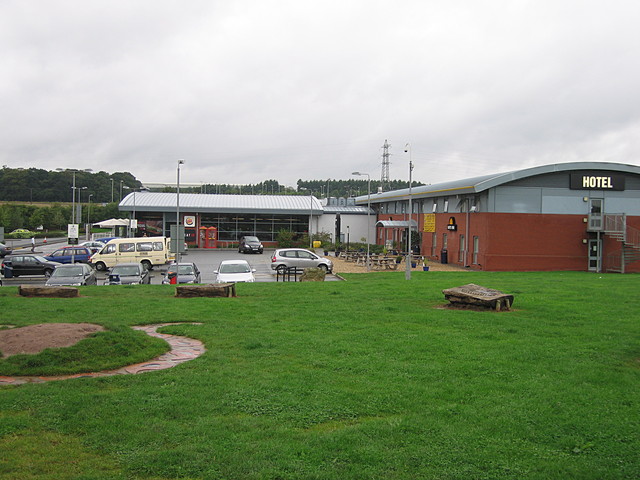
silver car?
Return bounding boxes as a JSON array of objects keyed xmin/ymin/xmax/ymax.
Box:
[
  {"xmin": 106, "ymin": 263, "xmax": 151, "ymax": 285},
  {"xmin": 46, "ymin": 264, "xmax": 98, "ymax": 286},
  {"xmin": 270, "ymin": 248, "xmax": 333, "ymax": 274}
]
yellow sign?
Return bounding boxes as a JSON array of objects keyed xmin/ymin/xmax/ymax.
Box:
[{"xmin": 423, "ymin": 214, "xmax": 435, "ymax": 232}]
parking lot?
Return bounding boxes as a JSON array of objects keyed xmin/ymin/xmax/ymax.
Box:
[{"xmin": 1, "ymin": 239, "xmax": 341, "ymax": 286}]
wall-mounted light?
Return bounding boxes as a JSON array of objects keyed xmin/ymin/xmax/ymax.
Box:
[
  {"xmin": 583, "ymin": 217, "xmax": 588, "ymax": 223},
  {"xmin": 583, "ymin": 196, "xmax": 589, "ymax": 202},
  {"xmin": 470, "ymin": 205, "xmax": 478, "ymax": 212}
]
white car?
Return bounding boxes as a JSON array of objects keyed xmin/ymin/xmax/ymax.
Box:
[{"xmin": 214, "ymin": 259, "xmax": 256, "ymax": 283}]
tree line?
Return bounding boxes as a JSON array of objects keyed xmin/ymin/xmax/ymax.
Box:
[{"xmin": 1, "ymin": 167, "xmax": 423, "ymax": 203}]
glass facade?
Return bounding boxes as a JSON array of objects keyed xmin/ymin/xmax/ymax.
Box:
[
  {"xmin": 199, "ymin": 213, "xmax": 309, "ymax": 241},
  {"xmin": 137, "ymin": 212, "xmax": 310, "ymax": 242}
]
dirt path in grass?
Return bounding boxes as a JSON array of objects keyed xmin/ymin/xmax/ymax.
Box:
[
  {"xmin": 0, "ymin": 323, "xmax": 205, "ymax": 385},
  {"xmin": 0, "ymin": 323, "xmax": 105, "ymax": 358}
]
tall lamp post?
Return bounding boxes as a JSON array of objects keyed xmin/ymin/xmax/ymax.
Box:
[
  {"xmin": 352, "ymin": 171, "xmax": 371, "ymax": 270},
  {"xmin": 404, "ymin": 144, "xmax": 414, "ymax": 281},
  {"xmin": 176, "ymin": 159, "xmax": 184, "ymax": 264},
  {"xmin": 300, "ymin": 187, "xmax": 314, "ymax": 248},
  {"xmin": 87, "ymin": 194, "xmax": 93, "ymax": 239}
]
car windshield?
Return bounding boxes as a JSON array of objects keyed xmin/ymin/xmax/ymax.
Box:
[
  {"xmin": 33, "ymin": 256, "xmax": 49, "ymax": 262},
  {"xmin": 112, "ymin": 266, "xmax": 140, "ymax": 276},
  {"xmin": 178, "ymin": 265, "xmax": 194, "ymax": 275},
  {"xmin": 244, "ymin": 236, "xmax": 259, "ymax": 242},
  {"xmin": 52, "ymin": 267, "xmax": 83, "ymax": 277},
  {"xmin": 220, "ymin": 263, "xmax": 250, "ymax": 273}
]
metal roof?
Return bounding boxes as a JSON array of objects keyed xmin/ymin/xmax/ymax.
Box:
[
  {"xmin": 119, "ymin": 192, "xmax": 325, "ymax": 215},
  {"xmin": 321, "ymin": 205, "xmax": 373, "ymax": 215},
  {"xmin": 376, "ymin": 220, "xmax": 418, "ymax": 228},
  {"xmin": 356, "ymin": 161, "xmax": 640, "ymax": 204}
]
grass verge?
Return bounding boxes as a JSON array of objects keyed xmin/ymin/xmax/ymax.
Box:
[{"xmin": 0, "ymin": 271, "xmax": 638, "ymax": 479}]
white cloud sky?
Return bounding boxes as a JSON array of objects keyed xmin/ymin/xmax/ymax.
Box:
[{"xmin": 2, "ymin": 0, "xmax": 640, "ymax": 188}]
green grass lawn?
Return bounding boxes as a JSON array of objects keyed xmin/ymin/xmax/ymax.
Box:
[{"xmin": 0, "ymin": 271, "xmax": 638, "ymax": 479}]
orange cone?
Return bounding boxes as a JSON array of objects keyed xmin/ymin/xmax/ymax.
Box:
[{"xmin": 43, "ymin": 237, "xmax": 47, "ymax": 244}]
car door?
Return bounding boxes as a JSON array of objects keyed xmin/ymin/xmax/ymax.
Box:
[
  {"xmin": 8, "ymin": 256, "xmax": 25, "ymax": 275},
  {"xmin": 21, "ymin": 256, "xmax": 39, "ymax": 275},
  {"xmin": 296, "ymin": 250, "xmax": 318, "ymax": 268}
]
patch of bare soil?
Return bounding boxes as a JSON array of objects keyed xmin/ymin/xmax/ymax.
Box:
[{"xmin": 0, "ymin": 323, "xmax": 105, "ymax": 358}]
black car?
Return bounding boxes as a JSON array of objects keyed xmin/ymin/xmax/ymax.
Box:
[
  {"xmin": 238, "ymin": 236, "xmax": 264, "ymax": 254},
  {"xmin": 0, "ymin": 242, "xmax": 12, "ymax": 258},
  {"xmin": 1, "ymin": 254, "xmax": 62, "ymax": 278}
]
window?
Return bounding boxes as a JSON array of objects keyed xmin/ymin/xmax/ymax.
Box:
[
  {"xmin": 431, "ymin": 232, "xmax": 437, "ymax": 256},
  {"xmin": 442, "ymin": 233, "xmax": 448, "ymax": 250},
  {"xmin": 119, "ymin": 243, "xmax": 135, "ymax": 253},
  {"xmin": 104, "ymin": 244, "xmax": 116, "ymax": 254},
  {"xmin": 459, "ymin": 235, "xmax": 465, "ymax": 263},
  {"xmin": 473, "ymin": 236, "xmax": 479, "ymax": 264},
  {"xmin": 443, "ymin": 198, "xmax": 449, "ymax": 213},
  {"xmin": 136, "ymin": 242, "xmax": 153, "ymax": 252},
  {"xmin": 153, "ymin": 242, "xmax": 164, "ymax": 251}
]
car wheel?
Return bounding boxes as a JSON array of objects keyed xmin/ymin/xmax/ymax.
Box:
[
  {"xmin": 276, "ymin": 264, "xmax": 287, "ymax": 274},
  {"xmin": 141, "ymin": 260, "xmax": 152, "ymax": 271},
  {"xmin": 318, "ymin": 264, "xmax": 328, "ymax": 272},
  {"xmin": 95, "ymin": 262, "xmax": 107, "ymax": 271},
  {"xmin": 44, "ymin": 269, "xmax": 53, "ymax": 278}
]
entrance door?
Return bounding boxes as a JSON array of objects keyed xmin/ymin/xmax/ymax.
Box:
[{"xmin": 588, "ymin": 239, "xmax": 601, "ymax": 272}]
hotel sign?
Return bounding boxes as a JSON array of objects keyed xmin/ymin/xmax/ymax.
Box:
[{"xmin": 570, "ymin": 173, "xmax": 625, "ymax": 191}]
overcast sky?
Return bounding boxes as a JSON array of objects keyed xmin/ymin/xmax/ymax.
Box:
[{"xmin": 2, "ymin": 1, "xmax": 640, "ymax": 189}]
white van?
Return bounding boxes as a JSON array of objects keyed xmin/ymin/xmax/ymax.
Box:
[{"xmin": 89, "ymin": 237, "xmax": 170, "ymax": 271}]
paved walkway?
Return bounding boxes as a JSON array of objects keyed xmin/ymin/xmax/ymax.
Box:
[{"xmin": 0, "ymin": 323, "xmax": 205, "ymax": 386}]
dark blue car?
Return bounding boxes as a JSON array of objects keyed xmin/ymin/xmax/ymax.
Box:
[{"xmin": 45, "ymin": 246, "xmax": 93, "ymax": 264}]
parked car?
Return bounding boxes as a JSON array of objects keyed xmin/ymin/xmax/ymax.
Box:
[
  {"xmin": 238, "ymin": 236, "xmax": 264, "ymax": 254},
  {"xmin": 46, "ymin": 263, "xmax": 98, "ymax": 286},
  {"xmin": 1, "ymin": 254, "xmax": 62, "ymax": 278},
  {"xmin": 95, "ymin": 237, "xmax": 120, "ymax": 244},
  {"xmin": 9, "ymin": 228, "xmax": 34, "ymax": 239},
  {"xmin": 106, "ymin": 263, "xmax": 151, "ymax": 285},
  {"xmin": 80, "ymin": 241, "xmax": 106, "ymax": 254},
  {"xmin": 161, "ymin": 262, "xmax": 201, "ymax": 284},
  {"xmin": 215, "ymin": 259, "xmax": 256, "ymax": 283},
  {"xmin": 270, "ymin": 248, "xmax": 333, "ymax": 274},
  {"xmin": 0, "ymin": 242, "xmax": 12, "ymax": 258},
  {"xmin": 45, "ymin": 246, "xmax": 93, "ymax": 264}
]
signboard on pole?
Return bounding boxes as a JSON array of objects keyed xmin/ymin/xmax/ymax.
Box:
[{"xmin": 67, "ymin": 224, "xmax": 79, "ymax": 245}]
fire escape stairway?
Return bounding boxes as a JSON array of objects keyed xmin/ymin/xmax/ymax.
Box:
[{"xmin": 603, "ymin": 215, "xmax": 640, "ymax": 273}]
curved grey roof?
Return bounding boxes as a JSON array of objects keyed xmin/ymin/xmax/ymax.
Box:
[
  {"xmin": 120, "ymin": 192, "xmax": 324, "ymax": 215},
  {"xmin": 356, "ymin": 161, "xmax": 640, "ymax": 204}
]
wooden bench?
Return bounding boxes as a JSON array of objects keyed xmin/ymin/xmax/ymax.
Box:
[
  {"xmin": 18, "ymin": 286, "xmax": 79, "ymax": 298},
  {"xmin": 176, "ymin": 283, "xmax": 237, "ymax": 298}
]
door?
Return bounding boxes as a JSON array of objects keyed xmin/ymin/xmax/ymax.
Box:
[{"xmin": 588, "ymin": 239, "xmax": 601, "ymax": 272}]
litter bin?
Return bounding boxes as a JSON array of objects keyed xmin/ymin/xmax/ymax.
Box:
[
  {"xmin": 3, "ymin": 264, "xmax": 13, "ymax": 278},
  {"xmin": 440, "ymin": 249, "xmax": 448, "ymax": 264}
]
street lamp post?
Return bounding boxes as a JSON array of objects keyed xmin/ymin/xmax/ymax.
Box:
[
  {"xmin": 110, "ymin": 178, "xmax": 114, "ymax": 203},
  {"xmin": 300, "ymin": 187, "xmax": 314, "ymax": 248},
  {"xmin": 176, "ymin": 159, "xmax": 184, "ymax": 264},
  {"xmin": 352, "ymin": 171, "xmax": 371, "ymax": 270},
  {"xmin": 404, "ymin": 144, "xmax": 414, "ymax": 281},
  {"xmin": 87, "ymin": 194, "xmax": 93, "ymax": 239}
]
